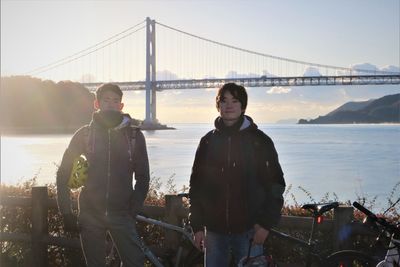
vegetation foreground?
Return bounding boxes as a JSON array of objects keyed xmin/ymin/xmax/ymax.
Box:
[{"xmin": 1, "ymin": 177, "xmax": 399, "ymax": 266}]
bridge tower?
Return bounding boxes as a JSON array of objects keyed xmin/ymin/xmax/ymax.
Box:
[{"xmin": 143, "ymin": 17, "xmax": 158, "ymax": 126}]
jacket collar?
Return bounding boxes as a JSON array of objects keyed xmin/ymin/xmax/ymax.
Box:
[
  {"xmin": 91, "ymin": 111, "xmax": 132, "ymax": 130},
  {"xmin": 214, "ymin": 115, "xmax": 257, "ymax": 135}
]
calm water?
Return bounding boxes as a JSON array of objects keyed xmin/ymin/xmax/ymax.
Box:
[{"xmin": 1, "ymin": 124, "xmax": 399, "ymax": 210}]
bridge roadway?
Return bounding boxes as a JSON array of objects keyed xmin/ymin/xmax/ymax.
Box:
[{"xmin": 82, "ymin": 74, "xmax": 400, "ymax": 91}]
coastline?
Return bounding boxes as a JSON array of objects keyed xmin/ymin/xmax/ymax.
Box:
[
  {"xmin": 1, "ymin": 127, "xmax": 80, "ymax": 135},
  {"xmin": 1, "ymin": 124, "xmax": 176, "ymax": 136},
  {"xmin": 2, "ymin": 122, "xmax": 399, "ymax": 136}
]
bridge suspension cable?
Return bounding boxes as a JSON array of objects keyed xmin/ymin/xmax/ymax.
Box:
[
  {"xmin": 25, "ymin": 20, "xmax": 146, "ymax": 77},
  {"xmin": 156, "ymin": 20, "xmax": 396, "ymax": 76}
]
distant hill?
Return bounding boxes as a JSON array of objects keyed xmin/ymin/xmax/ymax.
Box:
[
  {"xmin": 326, "ymin": 99, "xmax": 374, "ymax": 116},
  {"xmin": 298, "ymin": 93, "xmax": 400, "ymax": 124},
  {"xmin": 0, "ymin": 76, "xmax": 95, "ymax": 133}
]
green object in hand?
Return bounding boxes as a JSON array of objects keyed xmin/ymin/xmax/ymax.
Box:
[{"xmin": 68, "ymin": 155, "xmax": 88, "ymax": 189}]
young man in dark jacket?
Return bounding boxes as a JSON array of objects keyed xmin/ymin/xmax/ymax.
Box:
[
  {"xmin": 57, "ymin": 83, "xmax": 150, "ymax": 267},
  {"xmin": 189, "ymin": 83, "xmax": 285, "ymax": 266}
]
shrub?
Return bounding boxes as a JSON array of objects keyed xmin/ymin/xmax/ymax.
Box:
[{"xmin": 1, "ymin": 178, "xmax": 399, "ymax": 266}]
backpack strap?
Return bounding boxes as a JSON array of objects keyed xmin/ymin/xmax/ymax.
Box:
[
  {"xmin": 126, "ymin": 126, "xmax": 138, "ymax": 162},
  {"xmin": 82, "ymin": 125, "xmax": 94, "ymax": 159}
]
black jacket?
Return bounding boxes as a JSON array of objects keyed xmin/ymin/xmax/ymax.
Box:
[
  {"xmin": 57, "ymin": 112, "xmax": 150, "ymax": 217},
  {"xmin": 189, "ymin": 115, "xmax": 285, "ymax": 233}
]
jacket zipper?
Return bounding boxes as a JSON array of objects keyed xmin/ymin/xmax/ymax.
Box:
[
  {"xmin": 105, "ymin": 129, "xmax": 111, "ymax": 216},
  {"xmin": 226, "ymin": 136, "xmax": 231, "ymax": 232}
]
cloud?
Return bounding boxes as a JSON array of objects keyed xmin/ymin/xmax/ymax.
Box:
[
  {"xmin": 334, "ymin": 62, "xmax": 400, "ymax": 75},
  {"xmin": 156, "ymin": 70, "xmax": 179, "ymax": 80},
  {"xmin": 225, "ymin": 71, "xmax": 260, "ymax": 78},
  {"xmin": 303, "ymin": 67, "xmax": 321, "ymax": 76},
  {"xmin": 345, "ymin": 63, "xmax": 399, "ymax": 75},
  {"xmin": 351, "ymin": 63, "xmax": 378, "ymax": 74},
  {"xmin": 381, "ymin": 65, "xmax": 400, "ymax": 74},
  {"xmin": 266, "ymin": 86, "xmax": 292, "ymax": 94},
  {"xmin": 261, "ymin": 70, "xmax": 277, "ymax": 78},
  {"xmin": 203, "ymin": 75, "xmax": 217, "ymax": 79}
]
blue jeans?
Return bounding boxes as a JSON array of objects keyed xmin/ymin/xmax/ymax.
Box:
[
  {"xmin": 78, "ymin": 212, "xmax": 144, "ymax": 267},
  {"xmin": 205, "ymin": 229, "xmax": 264, "ymax": 267}
]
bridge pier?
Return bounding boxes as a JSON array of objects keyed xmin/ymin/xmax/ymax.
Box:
[{"xmin": 151, "ymin": 87, "xmax": 158, "ymax": 124}]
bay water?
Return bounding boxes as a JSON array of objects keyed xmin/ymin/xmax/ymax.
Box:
[{"xmin": 1, "ymin": 124, "xmax": 399, "ymax": 210}]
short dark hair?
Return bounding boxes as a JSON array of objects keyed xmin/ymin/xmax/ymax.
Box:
[
  {"xmin": 95, "ymin": 83, "xmax": 123, "ymax": 100},
  {"xmin": 216, "ymin": 83, "xmax": 248, "ymax": 110}
]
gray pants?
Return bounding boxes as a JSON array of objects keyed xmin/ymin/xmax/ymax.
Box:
[{"xmin": 78, "ymin": 212, "xmax": 144, "ymax": 267}]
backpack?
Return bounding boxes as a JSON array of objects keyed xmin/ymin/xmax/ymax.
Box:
[{"xmin": 68, "ymin": 125, "xmax": 138, "ymax": 189}]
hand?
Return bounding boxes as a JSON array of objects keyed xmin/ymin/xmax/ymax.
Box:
[
  {"xmin": 194, "ymin": 231, "xmax": 205, "ymax": 251},
  {"xmin": 253, "ymin": 224, "xmax": 269, "ymax": 245},
  {"xmin": 62, "ymin": 213, "xmax": 78, "ymax": 233},
  {"xmin": 130, "ymin": 198, "xmax": 144, "ymax": 217}
]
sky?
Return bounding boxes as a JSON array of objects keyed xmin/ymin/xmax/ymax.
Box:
[{"xmin": 1, "ymin": 0, "xmax": 399, "ymax": 123}]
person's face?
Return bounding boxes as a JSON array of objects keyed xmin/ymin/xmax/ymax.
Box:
[
  {"xmin": 94, "ymin": 91, "xmax": 124, "ymax": 111},
  {"xmin": 218, "ymin": 91, "xmax": 244, "ymax": 125}
]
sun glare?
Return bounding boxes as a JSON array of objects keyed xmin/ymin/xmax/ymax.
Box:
[{"xmin": 1, "ymin": 137, "xmax": 37, "ymax": 184}]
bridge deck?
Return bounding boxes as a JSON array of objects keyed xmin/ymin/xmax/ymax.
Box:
[{"xmin": 83, "ymin": 75, "xmax": 400, "ymax": 91}]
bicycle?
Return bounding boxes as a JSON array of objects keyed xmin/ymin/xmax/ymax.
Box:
[
  {"xmin": 269, "ymin": 202, "xmax": 376, "ymax": 266},
  {"xmin": 106, "ymin": 193, "xmax": 203, "ymax": 267},
  {"xmin": 352, "ymin": 201, "xmax": 400, "ymax": 267}
]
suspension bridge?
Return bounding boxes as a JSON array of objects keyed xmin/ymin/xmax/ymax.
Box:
[{"xmin": 25, "ymin": 17, "xmax": 400, "ymax": 127}]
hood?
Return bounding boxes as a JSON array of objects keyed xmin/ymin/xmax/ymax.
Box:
[
  {"xmin": 115, "ymin": 114, "xmax": 132, "ymax": 129},
  {"xmin": 91, "ymin": 110, "xmax": 133, "ymax": 129},
  {"xmin": 214, "ymin": 115, "xmax": 257, "ymax": 135}
]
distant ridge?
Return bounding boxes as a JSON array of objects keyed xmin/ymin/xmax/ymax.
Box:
[
  {"xmin": 298, "ymin": 93, "xmax": 400, "ymax": 124},
  {"xmin": 326, "ymin": 99, "xmax": 374, "ymax": 116}
]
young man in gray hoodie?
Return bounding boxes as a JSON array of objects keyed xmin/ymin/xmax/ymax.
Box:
[{"xmin": 57, "ymin": 83, "xmax": 150, "ymax": 267}]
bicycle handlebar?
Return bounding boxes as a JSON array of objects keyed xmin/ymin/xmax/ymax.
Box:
[
  {"xmin": 352, "ymin": 201, "xmax": 377, "ymax": 220},
  {"xmin": 352, "ymin": 201, "xmax": 399, "ymax": 235},
  {"xmin": 177, "ymin": 193, "xmax": 189, "ymax": 198}
]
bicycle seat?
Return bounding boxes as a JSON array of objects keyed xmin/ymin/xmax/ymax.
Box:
[{"xmin": 302, "ymin": 202, "xmax": 339, "ymax": 216}]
